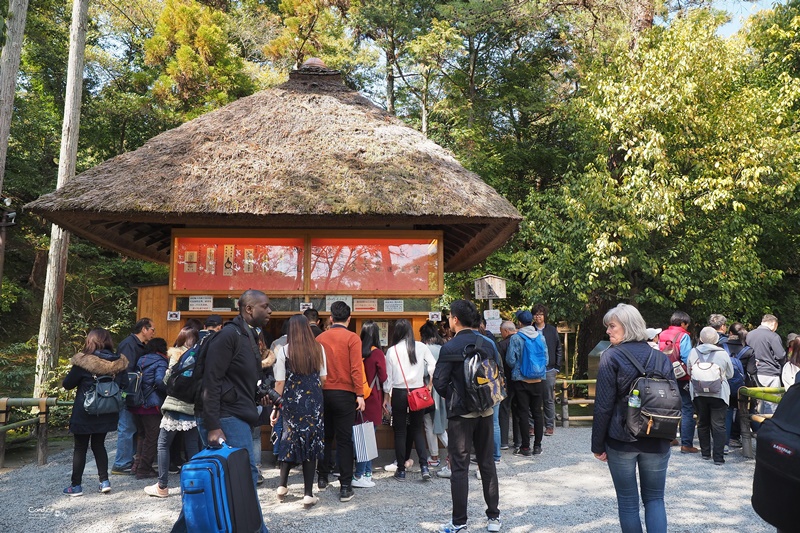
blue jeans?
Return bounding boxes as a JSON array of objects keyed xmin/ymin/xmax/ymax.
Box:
[
  {"xmin": 679, "ymin": 384, "xmax": 696, "ymax": 446},
  {"xmin": 271, "ymin": 417, "xmax": 283, "ymax": 457},
  {"xmin": 605, "ymin": 447, "xmax": 670, "ymax": 533},
  {"xmin": 492, "ymin": 404, "xmax": 501, "ymax": 462},
  {"xmin": 218, "ymin": 416, "xmax": 268, "ymax": 533},
  {"xmin": 544, "ymin": 368, "xmax": 558, "ymax": 429},
  {"xmin": 113, "ymin": 408, "xmax": 136, "ymax": 469}
]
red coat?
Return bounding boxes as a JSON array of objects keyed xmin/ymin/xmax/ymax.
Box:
[{"xmin": 359, "ymin": 347, "xmax": 387, "ymax": 425}]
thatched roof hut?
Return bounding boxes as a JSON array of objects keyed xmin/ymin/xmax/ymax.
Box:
[{"xmin": 26, "ymin": 62, "xmax": 521, "ymax": 272}]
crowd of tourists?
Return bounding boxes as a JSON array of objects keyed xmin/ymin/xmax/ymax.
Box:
[{"xmin": 59, "ymin": 291, "xmax": 794, "ymax": 533}]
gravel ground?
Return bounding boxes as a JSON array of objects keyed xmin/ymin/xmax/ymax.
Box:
[{"xmin": 0, "ymin": 427, "xmax": 772, "ymax": 533}]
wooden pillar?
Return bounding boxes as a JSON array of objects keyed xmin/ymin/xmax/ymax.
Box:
[
  {"xmin": 739, "ymin": 394, "xmax": 754, "ymax": 459},
  {"xmin": 37, "ymin": 398, "xmax": 48, "ymax": 465},
  {"xmin": 0, "ymin": 398, "xmax": 8, "ymax": 469},
  {"xmin": 560, "ymin": 382, "xmax": 569, "ymax": 428}
]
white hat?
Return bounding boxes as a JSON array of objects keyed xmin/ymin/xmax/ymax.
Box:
[
  {"xmin": 700, "ymin": 326, "xmax": 719, "ymax": 345},
  {"xmin": 645, "ymin": 327, "xmax": 662, "ymax": 340}
]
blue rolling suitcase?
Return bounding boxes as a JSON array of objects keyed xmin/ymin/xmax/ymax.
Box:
[{"xmin": 180, "ymin": 443, "xmax": 263, "ymax": 533}]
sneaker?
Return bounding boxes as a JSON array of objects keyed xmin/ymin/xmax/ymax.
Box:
[
  {"xmin": 111, "ymin": 466, "xmax": 131, "ymax": 475},
  {"xmin": 394, "ymin": 470, "xmax": 406, "ymax": 481},
  {"xmin": 421, "ymin": 465, "xmax": 432, "ymax": 481},
  {"xmin": 487, "ymin": 518, "xmax": 502, "ymax": 532},
  {"xmin": 384, "ymin": 461, "xmax": 398, "ymax": 472},
  {"xmin": 339, "ymin": 486, "xmax": 354, "ymax": 502},
  {"xmin": 702, "ymin": 455, "xmax": 711, "ymax": 460},
  {"xmin": 723, "ymin": 445, "xmax": 730, "ymax": 455},
  {"xmin": 681, "ymin": 446, "xmax": 700, "ymax": 454},
  {"xmin": 144, "ymin": 483, "xmax": 169, "ymax": 498},
  {"xmin": 99, "ymin": 480, "xmax": 111, "ymax": 493},
  {"xmin": 437, "ymin": 522, "xmax": 467, "ymax": 533},
  {"xmin": 533, "ymin": 445, "xmax": 542, "ymax": 455},
  {"xmin": 714, "ymin": 460, "xmax": 725, "ymax": 466},
  {"xmin": 437, "ymin": 465, "xmax": 452, "ymax": 479},
  {"xmin": 404, "ymin": 458, "xmax": 414, "ymax": 469},
  {"xmin": 545, "ymin": 427, "xmax": 554, "ymax": 436},
  {"xmin": 168, "ymin": 463, "xmax": 180, "ymax": 474},
  {"xmin": 428, "ymin": 458, "xmax": 441, "ymax": 467},
  {"xmin": 514, "ymin": 447, "xmax": 532, "ymax": 456},
  {"xmin": 500, "ymin": 444, "xmax": 509, "ymax": 451},
  {"xmin": 729, "ymin": 439, "xmax": 743, "ymax": 448},
  {"xmin": 476, "ymin": 468, "xmax": 481, "ymax": 480},
  {"xmin": 63, "ymin": 485, "xmax": 83, "ymax": 497},
  {"xmin": 257, "ymin": 473, "xmax": 265, "ymax": 485},
  {"xmin": 317, "ymin": 475, "xmax": 329, "ymax": 490},
  {"xmin": 351, "ymin": 476, "xmax": 375, "ymax": 488},
  {"xmin": 470, "ymin": 455, "xmax": 478, "ymax": 464}
]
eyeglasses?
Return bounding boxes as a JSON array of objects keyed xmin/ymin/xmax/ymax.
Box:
[{"xmin": 534, "ymin": 313, "xmax": 544, "ymax": 317}]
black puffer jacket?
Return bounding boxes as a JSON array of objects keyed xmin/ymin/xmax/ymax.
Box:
[
  {"xmin": 591, "ymin": 341, "xmax": 673, "ymax": 454},
  {"xmin": 63, "ymin": 350, "xmax": 129, "ymax": 435}
]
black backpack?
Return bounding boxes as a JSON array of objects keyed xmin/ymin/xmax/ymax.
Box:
[
  {"xmin": 752, "ymin": 382, "xmax": 800, "ymax": 531},
  {"xmin": 617, "ymin": 346, "xmax": 682, "ymax": 440},
  {"xmin": 462, "ymin": 335, "xmax": 506, "ymax": 413},
  {"xmin": 166, "ymin": 331, "xmax": 219, "ymax": 403}
]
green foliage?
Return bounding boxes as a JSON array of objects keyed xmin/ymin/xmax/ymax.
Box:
[
  {"xmin": 516, "ymin": 8, "xmax": 800, "ymax": 327},
  {"xmin": 0, "ymin": 341, "xmax": 36, "ymax": 397},
  {"xmin": 145, "ymin": 0, "xmax": 256, "ymax": 118}
]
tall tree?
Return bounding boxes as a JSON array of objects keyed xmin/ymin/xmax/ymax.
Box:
[
  {"xmin": 0, "ymin": 0, "xmax": 30, "ymax": 303},
  {"xmin": 34, "ymin": 0, "xmax": 90, "ymax": 399}
]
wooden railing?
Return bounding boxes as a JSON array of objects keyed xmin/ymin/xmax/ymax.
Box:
[
  {"xmin": 737, "ymin": 386, "xmax": 785, "ymax": 459},
  {"xmin": 557, "ymin": 379, "xmax": 596, "ymax": 427},
  {"xmin": 0, "ymin": 397, "xmax": 71, "ymax": 468}
]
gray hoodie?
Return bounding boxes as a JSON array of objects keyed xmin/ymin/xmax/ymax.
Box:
[{"xmin": 688, "ymin": 343, "xmax": 734, "ymax": 404}]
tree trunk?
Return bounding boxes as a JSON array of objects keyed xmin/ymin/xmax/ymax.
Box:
[
  {"xmin": 0, "ymin": 0, "xmax": 30, "ymax": 301},
  {"xmin": 630, "ymin": 0, "xmax": 655, "ymax": 48},
  {"xmin": 385, "ymin": 47, "xmax": 395, "ymax": 115},
  {"xmin": 33, "ymin": 0, "xmax": 89, "ymax": 399},
  {"xmin": 574, "ymin": 298, "xmax": 612, "ymax": 381}
]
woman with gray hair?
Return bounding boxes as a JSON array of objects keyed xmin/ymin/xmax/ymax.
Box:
[{"xmin": 591, "ymin": 303, "xmax": 674, "ymax": 533}]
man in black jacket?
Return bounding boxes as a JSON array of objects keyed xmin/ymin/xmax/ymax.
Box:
[
  {"xmin": 111, "ymin": 317, "xmax": 154, "ymax": 475},
  {"xmin": 433, "ymin": 299, "xmax": 502, "ymax": 533},
  {"xmin": 532, "ymin": 304, "xmax": 563, "ymax": 436},
  {"xmin": 203, "ymin": 290, "xmax": 272, "ymax": 493}
]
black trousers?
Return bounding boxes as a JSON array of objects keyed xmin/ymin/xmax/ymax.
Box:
[
  {"xmin": 694, "ymin": 395, "xmax": 727, "ymax": 463},
  {"xmin": 498, "ymin": 386, "xmax": 519, "ymax": 447},
  {"xmin": 72, "ymin": 432, "xmax": 109, "ymax": 486},
  {"xmin": 320, "ymin": 389, "xmax": 357, "ymax": 486},
  {"xmin": 447, "ymin": 415, "xmax": 499, "ymax": 527},
  {"xmin": 514, "ymin": 380, "xmax": 544, "ymax": 449},
  {"xmin": 391, "ymin": 388, "xmax": 428, "ymax": 471}
]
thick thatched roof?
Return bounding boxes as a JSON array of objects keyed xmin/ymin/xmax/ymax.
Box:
[{"xmin": 26, "ymin": 62, "xmax": 521, "ymax": 272}]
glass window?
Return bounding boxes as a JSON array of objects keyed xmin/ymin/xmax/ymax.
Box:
[{"xmin": 309, "ymin": 237, "xmax": 440, "ymax": 292}]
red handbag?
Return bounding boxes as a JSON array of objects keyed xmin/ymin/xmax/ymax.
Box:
[{"xmin": 394, "ymin": 347, "xmax": 434, "ymax": 412}]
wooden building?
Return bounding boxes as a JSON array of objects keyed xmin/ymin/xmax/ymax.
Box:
[{"xmin": 27, "ymin": 60, "xmax": 522, "ymax": 447}]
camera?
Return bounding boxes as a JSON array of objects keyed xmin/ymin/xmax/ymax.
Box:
[{"xmin": 255, "ymin": 374, "xmax": 283, "ymax": 408}]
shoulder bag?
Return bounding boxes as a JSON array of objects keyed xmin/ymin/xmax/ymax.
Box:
[{"xmin": 394, "ymin": 347, "xmax": 434, "ymax": 412}]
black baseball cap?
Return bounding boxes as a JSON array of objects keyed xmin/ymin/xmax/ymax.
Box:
[{"xmin": 204, "ymin": 314, "xmax": 223, "ymax": 327}]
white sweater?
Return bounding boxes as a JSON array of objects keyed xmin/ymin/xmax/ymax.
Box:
[{"xmin": 384, "ymin": 341, "xmax": 436, "ymax": 391}]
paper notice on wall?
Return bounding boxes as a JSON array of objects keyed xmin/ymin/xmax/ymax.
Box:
[
  {"xmin": 300, "ymin": 302, "xmax": 314, "ymax": 312},
  {"xmin": 354, "ymin": 299, "xmax": 378, "ymax": 312},
  {"xmin": 376, "ymin": 321, "xmax": 389, "ymax": 347},
  {"xmin": 484, "ymin": 309, "xmax": 500, "ymax": 320},
  {"xmin": 189, "ymin": 295, "xmax": 214, "ymax": 311},
  {"xmin": 383, "ymin": 300, "xmax": 404, "ymax": 313},
  {"xmin": 326, "ymin": 295, "xmax": 353, "ymax": 311},
  {"xmin": 428, "ymin": 312, "xmax": 441, "ymax": 322}
]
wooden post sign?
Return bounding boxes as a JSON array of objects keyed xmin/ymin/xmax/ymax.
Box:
[{"xmin": 474, "ymin": 275, "xmax": 507, "ymax": 300}]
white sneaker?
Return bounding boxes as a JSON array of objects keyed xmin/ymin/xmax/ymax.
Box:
[
  {"xmin": 351, "ymin": 476, "xmax": 375, "ymax": 488},
  {"xmin": 384, "ymin": 461, "xmax": 398, "ymax": 472},
  {"xmin": 476, "ymin": 468, "xmax": 482, "ymax": 480},
  {"xmin": 487, "ymin": 517, "xmax": 502, "ymax": 532},
  {"xmin": 404, "ymin": 458, "xmax": 414, "ymax": 469},
  {"xmin": 437, "ymin": 465, "xmax": 452, "ymax": 478}
]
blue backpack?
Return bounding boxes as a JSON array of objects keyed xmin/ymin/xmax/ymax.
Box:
[
  {"xmin": 519, "ymin": 331, "xmax": 548, "ymax": 380},
  {"xmin": 722, "ymin": 344, "xmax": 747, "ymax": 394}
]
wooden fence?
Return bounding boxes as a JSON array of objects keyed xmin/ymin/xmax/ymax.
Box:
[{"xmin": 0, "ymin": 397, "xmax": 71, "ymax": 468}]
